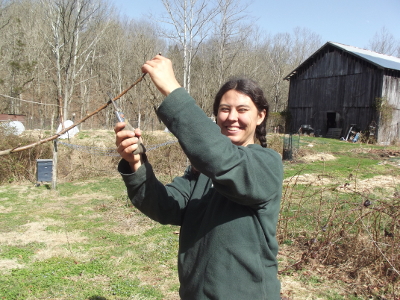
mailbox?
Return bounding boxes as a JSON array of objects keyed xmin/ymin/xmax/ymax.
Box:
[{"xmin": 36, "ymin": 159, "xmax": 53, "ymax": 182}]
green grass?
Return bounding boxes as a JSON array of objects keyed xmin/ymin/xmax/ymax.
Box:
[
  {"xmin": 0, "ymin": 257, "xmax": 163, "ymax": 299},
  {"xmin": 0, "ymin": 134, "xmax": 399, "ymax": 299},
  {"xmin": 1, "ymin": 243, "xmax": 45, "ymax": 263},
  {"xmin": 285, "ymin": 140, "xmax": 399, "ymax": 179},
  {"xmin": 0, "ymin": 177, "xmax": 180, "ymax": 299}
]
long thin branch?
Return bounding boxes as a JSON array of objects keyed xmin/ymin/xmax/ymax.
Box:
[{"xmin": 0, "ymin": 74, "xmax": 146, "ymax": 156}]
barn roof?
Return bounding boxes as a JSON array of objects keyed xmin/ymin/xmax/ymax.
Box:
[{"xmin": 285, "ymin": 41, "xmax": 400, "ymax": 80}]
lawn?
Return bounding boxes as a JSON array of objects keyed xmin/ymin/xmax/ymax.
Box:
[{"xmin": 0, "ymin": 131, "xmax": 399, "ymax": 299}]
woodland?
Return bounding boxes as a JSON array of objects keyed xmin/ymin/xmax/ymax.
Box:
[{"xmin": 0, "ymin": 0, "xmax": 399, "ymax": 133}]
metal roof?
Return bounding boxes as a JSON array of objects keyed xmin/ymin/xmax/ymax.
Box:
[
  {"xmin": 330, "ymin": 42, "xmax": 400, "ymax": 71},
  {"xmin": 285, "ymin": 42, "xmax": 400, "ymax": 80}
]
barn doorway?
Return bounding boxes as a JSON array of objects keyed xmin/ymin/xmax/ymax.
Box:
[
  {"xmin": 327, "ymin": 112, "xmax": 338, "ymax": 129},
  {"xmin": 325, "ymin": 112, "xmax": 343, "ymax": 139}
]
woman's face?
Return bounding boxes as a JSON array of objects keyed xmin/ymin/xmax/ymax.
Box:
[{"xmin": 217, "ymin": 89, "xmax": 266, "ymax": 147}]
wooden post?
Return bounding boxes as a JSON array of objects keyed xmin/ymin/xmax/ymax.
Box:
[{"xmin": 52, "ymin": 139, "xmax": 58, "ymax": 190}]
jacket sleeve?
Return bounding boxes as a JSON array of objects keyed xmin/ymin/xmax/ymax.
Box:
[
  {"xmin": 118, "ymin": 159, "xmax": 194, "ymax": 225},
  {"xmin": 157, "ymin": 88, "xmax": 283, "ymax": 207}
]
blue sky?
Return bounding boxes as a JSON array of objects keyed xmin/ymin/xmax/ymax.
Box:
[{"xmin": 110, "ymin": 0, "xmax": 400, "ymax": 50}]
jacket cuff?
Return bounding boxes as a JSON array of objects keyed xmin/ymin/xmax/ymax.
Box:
[{"xmin": 118, "ymin": 158, "xmax": 152, "ymax": 186}]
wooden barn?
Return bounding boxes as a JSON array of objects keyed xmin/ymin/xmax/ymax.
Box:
[
  {"xmin": 284, "ymin": 42, "xmax": 400, "ymax": 144},
  {"xmin": 0, "ymin": 114, "xmax": 26, "ymax": 123}
]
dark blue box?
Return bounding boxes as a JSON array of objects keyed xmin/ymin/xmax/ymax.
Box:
[{"xmin": 37, "ymin": 159, "xmax": 53, "ymax": 182}]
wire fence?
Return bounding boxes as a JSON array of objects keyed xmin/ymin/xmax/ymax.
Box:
[{"xmin": 56, "ymin": 139, "xmax": 179, "ymax": 156}]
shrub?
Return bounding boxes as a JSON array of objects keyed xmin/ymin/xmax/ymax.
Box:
[{"xmin": 0, "ymin": 129, "xmax": 52, "ymax": 184}]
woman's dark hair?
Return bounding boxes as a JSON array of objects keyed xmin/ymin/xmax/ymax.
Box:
[{"xmin": 213, "ymin": 78, "xmax": 269, "ymax": 148}]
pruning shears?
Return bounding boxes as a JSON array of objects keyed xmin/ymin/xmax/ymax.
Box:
[{"xmin": 109, "ymin": 95, "xmax": 146, "ymax": 155}]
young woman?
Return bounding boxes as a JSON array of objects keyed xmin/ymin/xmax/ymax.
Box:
[{"xmin": 115, "ymin": 55, "xmax": 283, "ymax": 300}]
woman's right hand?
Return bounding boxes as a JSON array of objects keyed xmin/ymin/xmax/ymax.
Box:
[{"xmin": 114, "ymin": 122, "xmax": 143, "ymax": 172}]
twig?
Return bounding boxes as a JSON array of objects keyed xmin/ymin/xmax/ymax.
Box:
[
  {"xmin": 0, "ymin": 74, "xmax": 146, "ymax": 156},
  {"xmin": 360, "ymin": 217, "xmax": 400, "ymax": 277}
]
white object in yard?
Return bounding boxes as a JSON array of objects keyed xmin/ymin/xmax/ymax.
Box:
[
  {"xmin": 56, "ymin": 120, "xmax": 79, "ymax": 139},
  {"xmin": 1, "ymin": 121, "xmax": 25, "ymax": 135}
]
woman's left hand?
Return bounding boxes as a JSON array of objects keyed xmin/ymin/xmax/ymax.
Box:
[{"xmin": 114, "ymin": 123, "xmax": 143, "ymax": 172}]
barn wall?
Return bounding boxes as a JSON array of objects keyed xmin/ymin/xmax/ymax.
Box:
[
  {"xmin": 378, "ymin": 74, "xmax": 400, "ymax": 144},
  {"xmin": 287, "ymin": 47, "xmax": 381, "ymax": 137},
  {"xmin": 0, "ymin": 114, "xmax": 26, "ymax": 122}
]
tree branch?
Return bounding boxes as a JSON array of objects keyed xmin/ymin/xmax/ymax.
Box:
[{"xmin": 0, "ymin": 74, "xmax": 146, "ymax": 156}]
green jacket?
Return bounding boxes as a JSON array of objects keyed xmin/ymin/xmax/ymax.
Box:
[{"xmin": 119, "ymin": 88, "xmax": 283, "ymax": 300}]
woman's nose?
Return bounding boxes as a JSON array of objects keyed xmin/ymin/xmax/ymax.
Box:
[{"xmin": 227, "ymin": 110, "xmax": 238, "ymax": 121}]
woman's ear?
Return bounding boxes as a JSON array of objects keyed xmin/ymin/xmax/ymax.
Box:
[{"xmin": 257, "ymin": 109, "xmax": 266, "ymax": 125}]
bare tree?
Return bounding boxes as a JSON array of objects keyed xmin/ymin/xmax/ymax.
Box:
[
  {"xmin": 255, "ymin": 28, "xmax": 321, "ymax": 113},
  {"xmin": 367, "ymin": 27, "xmax": 399, "ymax": 56},
  {"xmin": 290, "ymin": 27, "xmax": 322, "ymax": 67},
  {"xmin": 0, "ymin": 0, "xmax": 12, "ymax": 31},
  {"xmin": 264, "ymin": 33, "xmax": 292, "ymax": 112},
  {"xmin": 41, "ymin": 0, "xmax": 110, "ymax": 120},
  {"xmin": 0, "ymin": 0, "xmax": 37, "ymax": 114},
  {"xmin": 160, "ymin": 0, "xmax": 218, "ymax": 93},
  {"xmin": 212, "ymin": 0, "xmax": 251, "ymax": 87},
  {"xmin": 95, "ymin": 18, "xmax": 165, "ymax": 130}
]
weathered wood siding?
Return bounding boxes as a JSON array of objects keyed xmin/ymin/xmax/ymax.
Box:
[
  {"xmin": 287, "ymin": 46, "xmax": 382, "ymax": 138},
  {"xmin": 379, "ymin": 74, "xmax": 400, "ymax": 144}
]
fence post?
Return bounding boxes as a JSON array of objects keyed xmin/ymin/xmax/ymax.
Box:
[
  {"xmin": 52, "ymin": 139, "xmax": 58, "ymax": 190},
  {"xmin": 283, "ymin": 134, "xmax": 293, "ymax": 160}
]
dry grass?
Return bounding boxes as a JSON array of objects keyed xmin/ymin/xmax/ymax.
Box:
[
  {"xmin": 1, "ymin": 130, "xmax": 399, "ymax": 299},
  {"xmin": 279, "ymin": 171, "xmax": 400, "ymax": 299}
]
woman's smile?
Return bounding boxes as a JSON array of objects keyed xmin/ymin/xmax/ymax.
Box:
[{"xmin": 217, "ymin": 90, "xmax": 265, "ymax": 147}]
